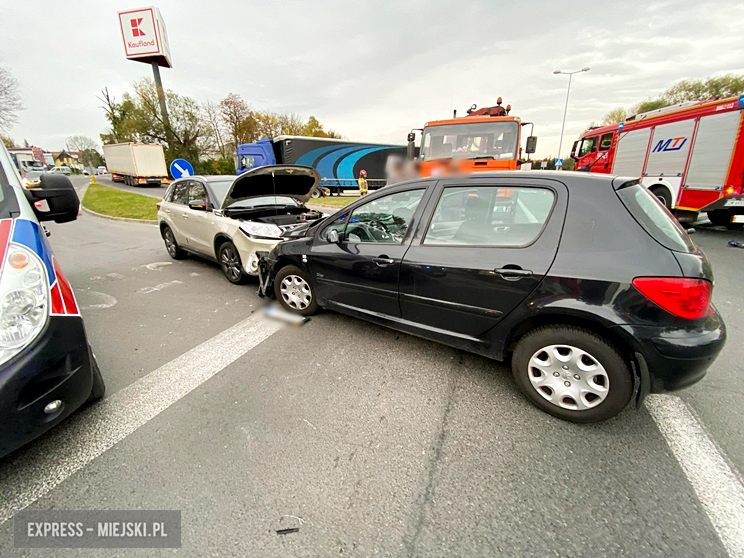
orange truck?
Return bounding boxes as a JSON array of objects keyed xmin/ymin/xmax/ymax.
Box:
[{"xmin": 407, "ymin": 98, "xmax": 538, "ymax": 177}]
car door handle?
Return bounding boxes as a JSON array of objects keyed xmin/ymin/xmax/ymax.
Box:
[
  {"xmin": 494, "ymin": 267, "xmax": 533, "ymax": 279},
  {"xmin": 373, "ymin": 257, "xmax": 395, "ymax": 266}
]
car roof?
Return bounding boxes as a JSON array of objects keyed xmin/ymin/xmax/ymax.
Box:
[{"xmin": 390, "ymin": 170, "xmax": 638, "ymax": 191}]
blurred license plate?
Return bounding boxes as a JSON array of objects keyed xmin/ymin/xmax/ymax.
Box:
[{"xmin": 724, "ymin": 199, "xmax": 744, "ymax": 207}]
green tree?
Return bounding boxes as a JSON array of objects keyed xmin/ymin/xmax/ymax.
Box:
[
  {"xmin": 1, "ymin": 134, "xmax": 15, "ymax": 148},
  {"xmin": 98, "ymin": 88, "xmax": 137, "ymax": 144},
  {"xmin": 594, "ymin": 73, "xmax": 744, "ymax": 127}
]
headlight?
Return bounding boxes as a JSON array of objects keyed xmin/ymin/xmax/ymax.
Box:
[
  {"xmin": 0, "ymin": 244, "xmax": 49, "ymax": 364},
  {"xmin": 239, "ymin": 221, "xmax": 283, "ymax": 239}
]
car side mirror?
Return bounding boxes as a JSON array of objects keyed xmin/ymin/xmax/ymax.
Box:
[
  {"xmin": 525, "ymin": 136, "xmax": 538, "ymax": 154},
  {"xmin": 188, "ymin": 200, "xmax": 207, "ymax": 211},
  {"xmin": 327, "ymin": 229, "xmax": 340, "ymax": 243},
  {"xmin": 24, "ymin": 174, "xmax": 80, "ymax": 223}
]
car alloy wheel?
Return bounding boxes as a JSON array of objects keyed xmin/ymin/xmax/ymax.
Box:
[
  {"xmin": 527, "ymin": 344, "xmax": 610, "ymax": 410},
  {"xmin": 280, "ymin": 275, "xmax": 312, "ymax": 311},
  {"xmin": 220, "ymin": 244, "xmax": 243, "ymax": 282},
  {"xmin": 164, "ymin": 229, "xmax": 178, "ymax": 258}
]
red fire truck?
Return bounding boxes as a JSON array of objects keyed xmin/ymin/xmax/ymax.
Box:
[{"xmin": 571, "ymin": 95, "xmax": 744, "ymax": 227}]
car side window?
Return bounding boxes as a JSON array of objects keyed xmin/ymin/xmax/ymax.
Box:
[
  {"xmin": 423, "ymin": 186, "xmax": 555, "ymax": 247},
  {"xmin": 170, "ymin": 181, "xmax": 189, "ymax": 205},
  {"xmin": 598, "ymin": 133, "xmax": 614, "ymax": 151},
  {"xmin": 320, "ymin": 213, "xmax": 349, "ymax": 241},
  {"xmin": 345, "ymin": 190, "xmax": 425, "ymax": 244},
  {"xmin": 189, "ymin": 182, "xmax": 208, "ymax": 204}
]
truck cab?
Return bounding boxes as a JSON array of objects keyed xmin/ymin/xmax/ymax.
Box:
[
  {"xmin": 412, "ymin": 99, "xmax": 538, "ymax": 177},
  {"xmin": 236, "ymin": 138, "xmax": 277, "ymax": 175}
]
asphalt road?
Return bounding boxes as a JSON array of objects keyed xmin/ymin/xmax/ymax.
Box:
[{"xmin": 0, "ymin": 176, "xmax": 742, "ymax": 557}]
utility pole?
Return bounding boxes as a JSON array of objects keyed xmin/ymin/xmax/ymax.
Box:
[
  {"xmin": 151, "ymin": 61, "xmax": 175, "ymax": 146},
  {"xmin": 553, "ymin": 67, "xmax": 590, "ymax": 161}
]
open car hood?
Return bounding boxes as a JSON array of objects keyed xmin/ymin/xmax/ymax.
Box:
[{"xmin": 220, "ymin": 165, "xmax": 320, "ymax": 209}]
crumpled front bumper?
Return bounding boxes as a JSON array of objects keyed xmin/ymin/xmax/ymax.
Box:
[{"xmin": 256, "ymin": 251, "xmax": 277, "ymax": 298}]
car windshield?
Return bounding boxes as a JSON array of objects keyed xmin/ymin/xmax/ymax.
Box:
[
  {"xmin": 420, "ymin": 121, "xmax": 519, "ymax": 161},
  {"xmin": 208, "ymin": 179, "xmax": 299, "ymax": 209},
  {"xmin": 228, "ymin": 195, "xmax": 299, "ymax": 209}
]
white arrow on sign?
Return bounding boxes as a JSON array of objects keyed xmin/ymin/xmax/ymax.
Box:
[{"xmin": 173, "ymin": 162, "xmax": 190, "ymax": 177}]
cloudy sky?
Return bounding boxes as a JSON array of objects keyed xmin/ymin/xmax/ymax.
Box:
[{"xmin": 3, "ymin": 0, "xmax": 743, "ymax": 158}]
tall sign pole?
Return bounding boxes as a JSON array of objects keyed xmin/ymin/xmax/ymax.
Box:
[{"xmin": 118, "ymin": 7, "xmax": 174, "ymax": 144}]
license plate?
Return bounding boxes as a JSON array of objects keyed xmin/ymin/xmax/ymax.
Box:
[{"xmin": 724, "ymin": 199, "xmax": 744, "ymax": 207}]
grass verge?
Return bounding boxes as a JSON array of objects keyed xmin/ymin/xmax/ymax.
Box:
[
  {"xmin": 82, "ymin": 183, "xmax": 158, "ymax": 221},
  {"xmin": 310, "ymin": 196, "xmax": 358, "ymax": 208}
]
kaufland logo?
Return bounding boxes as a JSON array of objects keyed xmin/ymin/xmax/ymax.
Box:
[
  {"xmin": 131, "ymin": 18, "xmax": 145, "ymax": 37},
  {"xmin": 652, "ymin": 137, "xmax": 687, "ymax": 153}
]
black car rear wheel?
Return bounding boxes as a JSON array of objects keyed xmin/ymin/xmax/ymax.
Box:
[
  {"xmin": 218, "ymin": 241, "xmax": 249, "ymax": 284},
  {"xmin": 274, "ymin": 265, "xmax": 318, "ymax": 316},
  {"xmin": 511, "ymin": 325, "xmax": 632, "ymax": 423}
]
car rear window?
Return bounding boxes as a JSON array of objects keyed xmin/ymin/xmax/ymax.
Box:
[{"xmin": 617, "ymin": 183, "xmax": 695, "ymax": 253}]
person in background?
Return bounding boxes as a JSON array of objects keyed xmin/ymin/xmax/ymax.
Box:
[{"xmin": 358, "ymin": 169, "xmax": 368, "ymax": 196}]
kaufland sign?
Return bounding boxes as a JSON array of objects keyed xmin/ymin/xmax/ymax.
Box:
[{"xmin": 118, "ymin": 7, "xmax": 172, "ymax": 68}]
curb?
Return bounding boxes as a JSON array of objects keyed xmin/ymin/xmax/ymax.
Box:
[{"xmin": 81, "ymin": 205, "xmax": 158, "ymax": 225}]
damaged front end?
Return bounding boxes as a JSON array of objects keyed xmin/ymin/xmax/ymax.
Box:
[{"xmin": 256, "ymin": 251, "xmax": 274, "ymax": 299}]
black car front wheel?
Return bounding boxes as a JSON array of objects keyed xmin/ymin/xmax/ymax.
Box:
[
  {"xmin": 511, "ymin": 325, "xmax": 633, "ymax": 423},
  {"xmin": 274, "ymin": 265, "xmax": 318, "ymax": 316}
]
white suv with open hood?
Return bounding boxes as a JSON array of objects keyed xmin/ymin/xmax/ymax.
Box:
[{"xmin": 157, "ymin": 165, "xmax": 323, "ymax": 284}]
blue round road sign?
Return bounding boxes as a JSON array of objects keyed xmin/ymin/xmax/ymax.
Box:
[{"xmin": 170, "ymin": 159, "xmax": 194, "ymax": 179}]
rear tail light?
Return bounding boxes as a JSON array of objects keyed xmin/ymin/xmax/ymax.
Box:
[
  {"xmin": 156, "ymin": 202, "xmax": 161, "ymax": 210},
  {"xmin": 112, "ymin": 173, "xmax": 119, "ymax": 179},
  {"xmin": 723, "ymin": 184, "xmax": 742, "ymax": 196},
  {"xmin": 632, "ymin": 277, "xmax": 711, "ymax": 319},
  {"xmin": 138, "ymin": 178, "xmax": 147, "ymax": 184},
  {"xmin": 161, "ymin": 177, "xmax": 169, "ymax": 184}
]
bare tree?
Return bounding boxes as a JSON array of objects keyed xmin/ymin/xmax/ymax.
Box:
[
  {"xmin": 0, "ymin": 67, "xmax": 23, "ymax": 132},
  {"xmin": 203, "ymin": 101, "xmax": 227, "ymax": 158},
  {"xmin": 66, "ymin": 135, "xmax": 98, "ymax": 152}
]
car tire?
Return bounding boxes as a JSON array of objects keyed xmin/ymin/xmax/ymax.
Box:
[
  {"xmin": 650, "ymin": 186, "xmax": 672, "ymax": 209},
  {"xmin": 161, "ymin": 225, "xmax": 187, "ymax": 260},
  {"xmin": 708, "ymin": 209, "xmax": 743, "ymax": 229},
  {"xmin": 311, "ymin": 189, "xmax": 321, "ymax": 199},
  {"xmin": 218, "ymin": 241, "xmax": 249, "ymax": 285},
  {"xmin": 87, "ymin": 352, "xmax": 106, "ymax": 402},
  {"xmin": 274, "ymin": 265, "xmax": 318, "ymax": 316},
  {"xmin": 511, "ymin": 325, "xmax": 633, "ymax": 423}
]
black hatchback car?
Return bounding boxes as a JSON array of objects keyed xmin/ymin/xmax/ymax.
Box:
[{"xmin": 258, "ymin": 172, "xmax": 725, "ymax": 423}]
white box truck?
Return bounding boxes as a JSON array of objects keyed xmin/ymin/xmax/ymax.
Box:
[{"xmin": 102, "ymin": 143, "xmax": 169, "ymax": 187}]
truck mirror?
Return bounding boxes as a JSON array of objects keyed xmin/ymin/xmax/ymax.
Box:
[
  {"xmin": 525, "ymin": 136, "xmax": 538, "ymax": 154},
  {"xmin": 407, "ymin": 132, "xmax": 416, "ymax": 143}
]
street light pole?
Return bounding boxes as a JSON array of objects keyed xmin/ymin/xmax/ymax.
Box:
[{"xmin": 554, "ymin": 67, "xmax": 590, "ymax": 161}]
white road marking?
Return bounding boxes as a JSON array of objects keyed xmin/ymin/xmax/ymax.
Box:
[
  {"xmin": 647, "ymin": 395, "xmax": 744, "ymax": 558},
  {"xmin": 137, "ymin": 280, "xmax": 183, "ymax": 294},
  {"xmin": 144, "ymin": 262, "xmax": 173, "ymax": 271},
  {"xmin": 0, "ymin": 313, "xmax": 282, "ymax": 524},
  {"xmin": 80, "ymin": 291, "xmax": 118, "ymax": 309}
]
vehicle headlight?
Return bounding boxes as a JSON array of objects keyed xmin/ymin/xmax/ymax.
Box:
[
  {"xmin": 0, "ymin": 244, "xmax": 49, "ymax": 364},
  {"xmin": 239, "ymin": 221, "xmax": 283, "ymax": 239}
]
